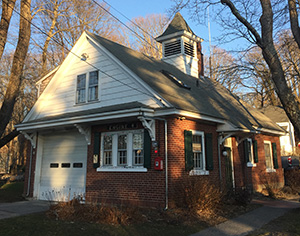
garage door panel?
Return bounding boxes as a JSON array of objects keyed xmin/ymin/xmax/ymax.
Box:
[{"xmin": 39, "ymin": 131, "xmax": 87, "ymax": 201}]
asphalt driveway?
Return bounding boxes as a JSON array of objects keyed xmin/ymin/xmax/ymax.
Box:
[{"xmin": 0, "ymin": 200, "xmax": 50, "ymax": 220}]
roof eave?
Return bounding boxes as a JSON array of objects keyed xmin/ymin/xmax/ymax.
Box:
[
  {"xmin": 156, "ymin": 30, "xmax": 203, "ymax": 43},
  {"xmin": 154, "ymin": 108, "xmax": 226, "ymax": 124},
  {"xmin": 15, "ymin": 107, "xmax": 155, "ymax": 132}
]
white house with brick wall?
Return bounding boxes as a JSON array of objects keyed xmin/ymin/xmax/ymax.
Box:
[{"xmin": 16, "ymin": 13, "xmax": 285, "ymax": 207}]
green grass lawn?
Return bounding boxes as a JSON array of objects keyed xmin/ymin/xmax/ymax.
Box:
[
  {"xmin": 249, "ymin": 208, "xmax": 300, "ymax": 236},
  {"xmin": 0, "ymin": 182, "xmax": 25, "ymax": 202},
  {"xmin": 0, "ymin": 212, "xmax": 206, "ymax": 236}
]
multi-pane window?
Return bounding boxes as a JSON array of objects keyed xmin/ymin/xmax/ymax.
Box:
[
  {"xmin": 76, "ymin": 74, "xmax": 86, "ymax": 103},
  {"xmin": 246, "ymin": 139, "xmax": 254, "ymax": 163},
  {"xmin": 88, "ymin": 71, "xmax": 98, "ymax": 101},
  {"xmin": 101, "ymin": 130, "xmax": 144, "ymax": 168},
  {"xmin": 133, "ymin": 133, "xmax": 143, "ymax": 165},
  {"xmin": 76, "ymin": 71, "xmax": 98, "ymax": 104},
  {"xmin": 193, "ymin": 134, "xmax": 203, "ymax": 169},
  {"xmin": 103, "ymin": 135, "xmax": 112, "ymax": 166},
  {"xmin": 264, "ymin": 141, "xmax": 273, "ymax": 170},
  {"xmin": 118, "ymin": 135, "xmax": 127, "ymax": 165},
  {"xmin": 191, "ymin": 131, "xmax": 205, "ymax": 170}
]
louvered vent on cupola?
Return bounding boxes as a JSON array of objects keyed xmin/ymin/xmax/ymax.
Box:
[
  {"xmin": 164, "ymin": 40, "xmax": 181, "ymax": 57},
  {"xmin": 184, "ymin": 41, "xmax": 194, "ymax": 57}
]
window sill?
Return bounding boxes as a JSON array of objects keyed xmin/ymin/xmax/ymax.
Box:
[
  {"xmin": 74, "ymin": 100, "xmax": 100, "ymax": 106},
  {"xmin": 247, "ymin": 162, "xmax": 257, "ymax": 167},
  {"xmin": 97, "ymin": 166, "xmax": 147, "ymax": 172},
  {"xmin": 266, "ymin": 168, "xmax": 276, "ymax": 173},
  {"xmin": 189, "ymin": 169, "xmax": 209, "ymax": 176}
]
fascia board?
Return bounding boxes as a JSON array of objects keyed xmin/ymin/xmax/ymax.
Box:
[
  {"xmin": 154, "ymin": 108, "xmax": 226, "ymax": 124},
  {"xmin": 255, "ymin": 127, "xmax": 286, "ymax": 136},
  {"xmin": 16, "ymin": 107, "xmax": 155, "ymax": 131},
  {"xmin": 156, "ymin": 30, "xmax": 203, "ymax": 42},
  {"xmin": 86, "ymin": 34, "xmax": 172, "ymax": 108}
]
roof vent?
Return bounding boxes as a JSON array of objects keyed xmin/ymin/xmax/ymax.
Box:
[
  {"xmin": 164, "ymin": 40, "xmax": 181, "ymax": 57},
  {"xmin": 184, "ymin": 41, "xmax": 194, "ymax": 57},
  {"xmin": 161, "ymin": 70, "xmax": 191, "ymax": 90}
]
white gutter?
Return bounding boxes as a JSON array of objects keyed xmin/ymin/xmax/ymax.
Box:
[
  {"xmin": 16, "ymin": 107, "xmax": 154, "ymax": 131},
  {"xmin": 155, "ymin": 109, "xmax": 226, "ymax": 124}
]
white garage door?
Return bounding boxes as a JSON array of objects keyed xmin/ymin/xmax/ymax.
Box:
[{"xmin": 39, "ymin": 131, "xmax": 87, "ymax": 201}]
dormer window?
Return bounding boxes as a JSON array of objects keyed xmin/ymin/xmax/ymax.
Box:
[{"xmin": 76, "ymin": 71, "xmax": 99, "ymax": 104}]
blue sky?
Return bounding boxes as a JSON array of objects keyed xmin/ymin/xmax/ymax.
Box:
[{"xmin": 107, "ymin": 0, "xmax": 225, "ymax": 55}]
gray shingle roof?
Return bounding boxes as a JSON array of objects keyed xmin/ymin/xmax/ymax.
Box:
[
  {"xmin": 156, "ymin": 12, "xmax": 195, "ymax": 39},
  {"xmin": 259, "ymin": 106, "xmax": 289, "ymax": 123},
  {"xmin": 87, "ymin": 32, "xmax": 283, "ymax": 133}
]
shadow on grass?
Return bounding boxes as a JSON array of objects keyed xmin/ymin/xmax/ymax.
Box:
[
  {"xmin": 0, "ymin": 212, "xmax": 206, "ymax": 236},
  {"xmin": 0, "ymin": 182, "xmax": 25, "ymax": 203}
]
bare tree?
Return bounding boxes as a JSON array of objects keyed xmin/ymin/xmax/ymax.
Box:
[
  {"xmin": 34, "ymin": 0, "xmax": 124, "ymax": 74},
  {"xmin": 205, "ymin": 46, "xmax": 242, "ymax": 92},
  {"xmin": 0, "ymin": 0, "xmax": 32, "ymax": 148},
  {"xmin": 0, "ymin": 0, "xmax": 17, "ymax": 60},
  {"xmin": 173, "ymin": 0, "xmax": 300, "ymax": 138},
  {"xmin": 128, "ymin": 14, "xmax": 168, "ymax": 59}
]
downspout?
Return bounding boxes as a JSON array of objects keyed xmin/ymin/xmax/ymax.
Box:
[
  {"xmin": 154, "ymin": 118, "xmax": 168, "ymax": 210},
  {"xmin": 164, "ymin": 119, "xmax": 168, "ymax": 210},
  {"xmin": 217, "ymin": 135, "xmax": 223, "ymax": 190}
]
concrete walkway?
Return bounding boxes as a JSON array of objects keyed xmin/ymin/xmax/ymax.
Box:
[
  {"xmin": 191, "ymin": 199, "xmax": 300, "ymax": 236},
  {"xmin": 0, "ymin": 200, "xmax": 50, "ymax": 220}
]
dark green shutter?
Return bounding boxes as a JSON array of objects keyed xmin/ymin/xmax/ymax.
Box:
[
  {"xmin": 253, "ymin": 140, "xmax": 258, "ymax": 163},
  {"xmin": 272, "ymin": 142, "xmax": 279, "ymax": 169},
  {"xmin": 93, "ymin": 132, "xmax": 100, "ymax": 168},
  {"xmin": 244, "ymin": 140, "xmax": 250, "ymax": 163},
  {"xmin": 205, "ymin": 133, "xmax": 213, "ymax": 170},
  {"xmin": 184, "ymin": 130, "xmax": 193, "ymax": 171},
  {"xmin": 144, "ymin": 130, "xmax": 151, "ymax": 169}
]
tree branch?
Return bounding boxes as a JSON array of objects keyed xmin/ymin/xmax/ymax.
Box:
[
  {"xmin": 221, "ymin": 0, "xmax": 263, "ymax": 46},
  {"xmin": 288, "ymin": 0, "xmax": 300, "ymax": 49},
  {"xmin": 0, "ymin": 129, "xmax": 20, "ymax": 149}
]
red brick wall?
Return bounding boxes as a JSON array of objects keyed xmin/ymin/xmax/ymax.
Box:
[
  {"xmin": 232, "ymin": 134, "xmax": 284, "ymax": 192},
  {"xmin": 166, "ymin": 117, "xmax": 223, "ymax": 206},
  {"xmin": 85, "ymin": 117, "xmax": 223, "ymax": 208},
  {"xmin": 86, "ymin": 121, "xmax": 165, "ymax": 208}
]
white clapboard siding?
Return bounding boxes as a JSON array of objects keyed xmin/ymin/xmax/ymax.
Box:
[
  {"xmin": 39, "ymin": 131, "xmax": 87, "ymax": 201},
  {"xmin": 26, "ymin": 33, "xmax": 162, "ymax": 122}
]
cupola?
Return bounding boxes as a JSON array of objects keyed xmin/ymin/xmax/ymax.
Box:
[{"xmin": 156, "ymin": 13, "xmax": 203, "ymax": 78}]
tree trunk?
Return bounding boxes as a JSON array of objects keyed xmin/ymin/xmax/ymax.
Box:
[
  {"xmin": 41, "ymin": 0, "xmax": 59, "ymax": 74},
  {"xmin": 0, "ymin": 0, "xmax": 32, "ymax": 139},
  {"xmin": 222, "ymin": 0, "xmax": 300, "ymax": 139},
  {"xmin": 0, "ymin": 0, "xmax": 17, "ymax": 60},
  {"xmin": 288, "ymin": 0, "xmax": 300, "ymax": 49},
  {"xmin": 260, "ymin": 0, "xmax": 300, "ymax": 138}
]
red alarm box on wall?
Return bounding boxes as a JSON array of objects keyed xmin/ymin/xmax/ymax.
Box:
[{"xmin": 154, "ymin": 157, "xmax": 163, "ymax": 170}]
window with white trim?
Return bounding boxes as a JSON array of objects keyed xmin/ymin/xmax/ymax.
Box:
[
  {"xmin": 264, "ymin": 141, "xmax": 274, "ymax": 171},
  {"xmin": 246, "ymin": 138, "xmax": 257, "ymax": 167},
  {"xmin": 100, "ymin": 130, "xmax": 145, "ymax": 170},
  {"xmin": 192, "ymin": 131, "xmax": 205, "ymax": 170},
  {"xmin": 76, "ymin": 71, "xmax": 99, "ymax": 104}
]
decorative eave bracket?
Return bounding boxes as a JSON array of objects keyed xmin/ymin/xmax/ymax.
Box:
[
  {"xmin": 236, "ymin": 134, "xmax": 255, "ymax": 145},
  {"xmin": 75, "ymin": 124, "xmax": 91, "ymax": 145},
  {"xmin": 138, "ymin": 116, "xmax": 156, "ymax": 141},
  {"xmin": 218, "ymin": 133, "xmax": 234, "ymax": 145},
  {"xmin": 20, "ymin": 131, "xmax": 36, "ymax": 148}
]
